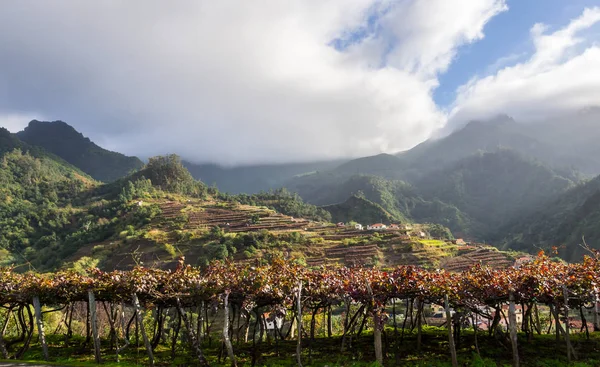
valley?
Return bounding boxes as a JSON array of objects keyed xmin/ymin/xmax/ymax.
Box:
[{"xmin": 2, "ymin": 117, "xmax": 600, "ymax": 270}]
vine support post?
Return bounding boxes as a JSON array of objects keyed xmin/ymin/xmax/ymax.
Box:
[
  {"xmin": 87, "ymin": 291, "xmax": 102, "ymax": 364},
  {"xmin": 373, "ymin": 310, "xmax": 383, "ymax": 366},
  {"xmin": 116, "ymin": 302, "xmax": 130, "ymax": 361},
  {"xmin": 594, "ymin": 290, "xmax": 600, "ymax": 332},
  {"xmin": 327, "ymin": 305, "xmax": 332, "ymax": 338},
  {"xmin": 444, "ymin": 295, "xmax": 458, "ymax": 367},
  {"xmin": 296, "ymin": 281, "xmax": 303, "ymax": 367},
  {"xmin": 176, "ymin": 298, "xmax": 208, "ymax": 366},
  {"xmin": 416, "ymin": 298, "xmax": 423, "ymax": 352},
  {"xmin": 508, "ymin": 292, "xmax": 520, "ymax": 367},
  {"xmin": 132, "ymin": 293, "xmax": 154, "ymax": 366},
  {"xmin": 562, "ymin": 286, "xmax": 576, "ymax": 362},
  {"xmin": 32, "ymin": 296, "xmax": 49, "ymax": 361},
  {"xmin": 0, "ymin": 307, "xmax": 11, "ymax": 359},
  {"xmin": 222, "ymin": 291, "xmax": 237, "ymax": 367}
]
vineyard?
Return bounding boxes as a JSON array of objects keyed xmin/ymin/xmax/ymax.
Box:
[{"xmin": 1, "ymin": 251, "xmax": 600, "ymax": 367}]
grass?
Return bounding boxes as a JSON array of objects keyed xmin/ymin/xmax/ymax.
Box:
[{"xmin": 4, "ymin": 327, "xmax": 600, "ymax": 366}]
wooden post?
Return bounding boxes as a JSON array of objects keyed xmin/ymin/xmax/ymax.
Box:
[
  {"xmin": 416, "ymin": 299, "xmax": 423, "ymax": 352},
  {"xmin": 365, "ymin": 280, "xmax": 383, "ymax": 365},
  {"xmin": 444, "ymin": 295, "xmax": 458, "ymax": 367},
  {"xmin": 508, "ymin": 292, "xmax": 520, "ymax": 367},
  {"xmin": 594, "ymin": 291, "xmax": 599, "ymax": 332},
  {"xmin": 0, "ymin": 307, "xmax": 11, "ymax": 359},
  {"xmin": 32, "ymin": 296, "xmax": 49, "ymax": 361},
  {"xmin": 132, "ymin": 293, "xmax": 154, "ymax": 366},
  {"xmin": 562, "ymin": 286, "xmax": 576, "ymax": 361},
  {"xmin": 327, "ymin": 305, "xmax": 332, "ymax": 338},
  {"xmin": 296, "ymin": 281, "xmax": 303, "ymax": 367},
  {"xmin": 374, "ymin": 310, "xmax": 383, "ymax": 366},
  {"xmin": 116, "ymin": 302, "xmax": 130, "ymax": 359},
  {"xmin": 87, "ymin": 291, "xmax": 102, "ymax": 364},
  {"xmin": 222, "ymin": 292, "xmax": 237, "ymax": 367},
  {"xmin": 176, "ymin": 298, "xmax": 208, "ymax": 366}
]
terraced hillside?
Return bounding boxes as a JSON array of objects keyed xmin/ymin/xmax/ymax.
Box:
[
  {"xmin": 66, "ymin": 193, "xmax": 519, "ymax": 272},
  {"xmin": 440, "ymin": 246, "xmax": 516, "ymax": 272}
]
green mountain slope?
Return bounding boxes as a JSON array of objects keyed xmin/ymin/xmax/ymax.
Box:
[
  {"xmin": 184, "ymin": 159, "xmax": 346, "ymax": 194},
  {"xmin": 288, "ymin": 175, "xmax": 414, "ymax": 219},
  {"xmin": 286, "ymin": 149, "xmax": 579, "ymax": 243},
  {"xmin": 330, "ymin": 153, "xmax": 406, "ymax": 179},
  {"xmin": 500, "ymin": 174, "xmax": 600, "ymax": 261},
  {"xmin": 322, "ymin": 195, "xmax": 397, "ymax": 225},
  {"xmin": 416, "ymin": 149, "xmax": 578, "ymax": 237},
  {"xmin": 0, "ymin": 146, "xmax": 97, "ymax": 266},
  {"xmin": 17, "ymin": 120, "xmax": 144, "ymax": 182}
]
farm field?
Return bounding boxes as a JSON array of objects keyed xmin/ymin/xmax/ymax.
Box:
[{"xmin": 65, "ymin": 192, "xmax": 521, "ymax": 273}]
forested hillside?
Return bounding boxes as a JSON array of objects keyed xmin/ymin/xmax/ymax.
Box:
[
  {"xmin": 322, "ymin": 194, "xmax": 397, "ymax": 224},
  {"xmin": 0, "ymin": 147, "xmax": 96, "ymax": 267},
  {"xmin": 500, "ymin": 174, "xmax": 600, "ymax": 261},
  {"xmin": 17, "ymin": 120, "xmax": 144, "ymax": 182},
  {"xmin": 2, "ymin": 111, "xmax": 599, "ymax": 262},
  {"xmin": 416, "ymin": 149, "xmax": 578, "ymax": 237}
]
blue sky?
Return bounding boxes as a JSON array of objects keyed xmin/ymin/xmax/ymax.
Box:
[{"xmin": 435, "ymin": 0, "xmax": 600, "ymax": 107}]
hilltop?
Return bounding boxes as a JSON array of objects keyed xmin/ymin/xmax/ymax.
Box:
[{"xmin": 17, "ymin": 120, "xmax": 144, "ymax": 182}]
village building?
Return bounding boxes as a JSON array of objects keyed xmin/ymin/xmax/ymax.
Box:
[
  {"xmin": 514, "ymin": 255, "xmax": 534, "ymax": 268},
  {"xmin": 263, "ymin": 312, "xmax": 284, "ymax": 331},
  {"xmin": 354, "ymin": 223, "xmax": 363, "ymax": 230},
  {"xmin": 367, "ymin": 223, "xmax": 387, "ymax": 230}
]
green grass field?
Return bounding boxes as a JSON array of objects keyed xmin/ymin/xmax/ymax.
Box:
[{"xmin": 3, "ymin": 327, "xmax": 600, "ymax": 367}]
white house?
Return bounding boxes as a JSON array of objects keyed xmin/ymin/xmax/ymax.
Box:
[
  {"xmin": 367, "ymin": 223, "xmax": 387, "ymax": 230},
  {"xmin": 264, "ymin": 313, "xmax": 284, "ymax": 330},
  {"xmin": 355, "ymin": 223, "xmax": 363, "ymax": 231}
]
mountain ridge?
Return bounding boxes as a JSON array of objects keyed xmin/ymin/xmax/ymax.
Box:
[{"xmin": 17, "ymin": 120, "xmax": 144, "ymax": 182}]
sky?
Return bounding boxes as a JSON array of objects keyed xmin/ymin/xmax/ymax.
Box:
[{"xmin": 0, "ymin": 0, "xmax": 599, "ymax": 165}]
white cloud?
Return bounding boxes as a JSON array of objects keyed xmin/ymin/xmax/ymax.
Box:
[
  {"xmin": 0, "ymin": 0, "xmax": 505, "ymax": 164},
  {"xmin": 0, "ymin": 113, "xmax": 41, "ymax": 133},
  {"xmin": 449, "ymin": 7, "xmax": 600, "ymax": 127}
]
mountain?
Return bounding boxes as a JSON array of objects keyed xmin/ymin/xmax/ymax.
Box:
[
  {"xmin": 398, "ymin": 116, "xmax": 564, "ymax": 178},
  {"xmin": 0, "ymin": 127, "xmax": 25, "ymax": 154},
  {"xmin": 329, "ymin": 153, "xmax": 406, "ymax": 180},
  {"xmin": 520, "ymin": 108, "xmax": 600, "ymax": 175},
  {"xmin": 17, "ymin": 120, "xmax": 144, "ymax": 182},
  {"xmin": 415, "ymin": 149, "xmax": 579, "ymax": 237},
  {"xmin": 322, "ymin": 195, "xmax": 397, "ymax": 225},
  {"xmin": 399, "ymin": 111, "xmax": 600, "ymax": 178},
  {"xmin": 287, "ymin": 171, "xmax": 471, "ymax": 234},
  {"xmin": 500, "ymin": 174, "xmax": 600, "ymax": 261},
  {"xmin": 184, "ymin": 159, "xmax": 346, "ymax": 194},
  {"xmin": 0, "ymin": 145, "xmax": 97, "ymax": 267},
  {"xmin": 285, "ymin": 149, "xmax": 579, "ymax": 243}
]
